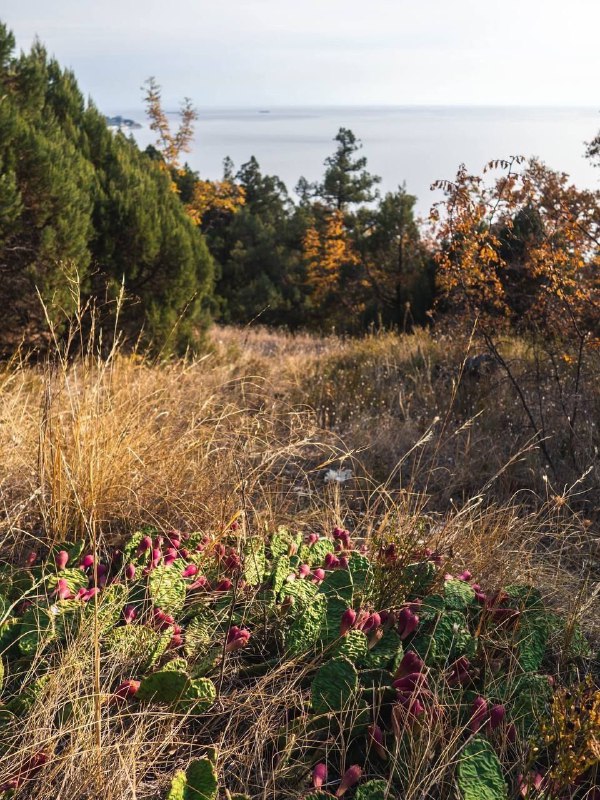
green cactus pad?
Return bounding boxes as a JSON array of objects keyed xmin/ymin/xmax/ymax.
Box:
[
  {"xmin": 148, "ymin": 564, "xmax": 187, "ymax": 615},
  {"xmin": 504, "ymin": 584, "xmax": 543, "ymax": 609},
  {"xmin": 285, "ymin": 593, "xmax": 327, "ymax": 656},
  {"xmin": 347, "ymin": 551, "xmax": 373, "ymax": 592},
  {"xmin": 359, "ymin": 629, "xmax": 403, "ymax": 670},
  {"xmin": 46, "ymin": 568, "xmax": 89, "ymax": 595},
  {"xmin": 243, "ymin": 539, "xmax": 266, "ymax": 586},
  {"xmin": 318, "ymin": 568, "xmax": 354, "ymax": 602},
  {"xmin": 174, "ymin": 677, "xmax": 216, "ymax": 714},
  {"xmin": 444, "ymin": 580, "xmax": 476, "ymax": 610},
  {"xmin": 305, "ymin": 538, "xmax": 335, "ymax": 567},
  {"xmin": 167, "ymin": 770, "xmax": 187, "ymax": 800},
  {"xmin": 271, "ymin": 555, "xmax": 292, "ymax": 598},
  {"xmin": 103, "ymin": 624, "xmax": 170, "ymax": 669},
  {"xmin": 86, "ymin": 583, "xmax": 129, "ymax": 632},
  {"xmin": 355, "ymin": 780, "xmax": 389, "ymax": 800},
  {"xmin": 270, "ymin": 527, "xmax": 301, "ymax": 559},
  {"xmin": 282, "ymin": 576, "xmax": 319, "ymax": 605},
  {"xmin": 322, "ymin": 596, "xmax": 348, "ymax": 645},
  {"xmin": 311, "ymin": 656, "xmax": 358, "ymax": 714},
  {"xmin": 516, "ymin": 611, "xmax": 549, "ymax": 672},
  {"xmin": 18, "ymin": 604, "xmax": 56, "ymax": 657},
  {"xmin": 457, "ymin": 736, "xmax": 507, "ymax": 800},
  {"xmin": 508, "ymin": 673, "xmax": 553, "ymax": 737},
  {"xmin": 400, "ymin": 560, "xmax": 437, "ymax": 597},
  {"xmin": 185, "ymin": 756, "xmax": 218, "ymax": 800},
  {"xmin": 333, "ymin": 629, "xmax": 368, "ymax": 661},
  {"xmin": 137, "ymin": 668, "xmax": 190, "ymax": 704},
  {"xmin": 185, "ymin": 609, "xmax": 222, "ymax": 660}
]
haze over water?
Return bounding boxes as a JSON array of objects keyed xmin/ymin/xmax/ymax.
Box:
[{"xmin": 117, "ymin": 105, "xmax": 600, "ymax": 215}]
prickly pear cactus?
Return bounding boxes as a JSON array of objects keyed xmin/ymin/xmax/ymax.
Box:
[
  {"xmin": 359, "ymin": 629, "xmax": 403, "ymax": 670},
  {"xmin": 167, "ymin": 757, "xmax": 218, "ymax": 800},
  {"xmin": 46, "ymin": 568, "xmax": 88, "ymax": 595},
  {"xmin": 179, "ymin": 678, "xmax": 217, "ymax": 714},
  {"xmin": 18, "ymin": 604, "xmax": 56, "ymax": 657},
  {"xmin": 271, "ymin": 554, "xmax": 292, "ymax": 598},
  {"xmin": 185, "ymin": 609, "xmax": 222, "ymax": 660},
  {"xmin": 137, "ymin": 667, "xmax": 190, "ymax": 704},
  {"xmin": 347, "ymin": 551, "xmax": 373, "ymax": 593},
  {"xmin": 333, "ymin": 629, "xmax": 368, "ymax": 662},
  {"xmin": 457, "ymin": 736, "xmax": 507, "ymax": 800},
  {"xmin": 318, "ymin": 569, "xmax": 353, "ymax": 603},
  {"xmin": 285, "ymin": 594, "xmax": 327, "ymax": 656},
  {"xmin": 516, "ymin": 611, "xmax": 549, "ymax": 672},
  {"xmin": 355, "ymin": 780, "xmax": 388, "ymax": 800},
  {"xmin": 400, "ymin": 559, "xmax": 437, "ymax": 597},
  {"xmin": 148, "ymin": 564, "xmax": 186, "ymax": 615},
  {"xmin": 311, "ymin": 656, "xmax": 358, "ymax": 714},
  {"xmin": 103, "ymin": 624, "xmax": 171, "ymax": 669},
  {"xmin": 185, "ymin": 756, "xmax": 218, "ymax": 800},
  {"xmin": 444, "ymin": 579, "xmax": 476, "ymax": 610},
  {"xmin": 243, "ymin": 539, "xmax": 266, "ymax": 586}
]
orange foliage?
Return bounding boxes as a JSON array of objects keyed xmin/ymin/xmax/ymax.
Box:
[
  {"xmin": 143, "ymin": 77, "xmax": 196, "ymax": 171},
  {"xmin": 186, "ymin": 179, "xmax": 246, "ymax": 227},
  {"xmin": 431, "ymin": 157, "xmax": 600, "ymax": 336},
  {"xmin": 303, "ymin": 211, "xmax": 359, "ymax": 306}
]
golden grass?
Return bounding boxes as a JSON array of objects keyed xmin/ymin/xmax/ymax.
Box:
[{"xmin": 0, "ymin": 320, "xmax": 598, "ymax": 797}]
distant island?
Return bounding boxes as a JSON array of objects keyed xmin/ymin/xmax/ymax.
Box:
[{"xmin": 105, "ymin": 115, "xmax": 142, "ymax": 130}]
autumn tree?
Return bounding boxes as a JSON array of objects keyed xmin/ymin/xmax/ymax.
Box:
[
  {"xmin": 431, "ymin": 156, "xmax": 600, "ymax": 479},
  {"xmin": 143, "ymin": 78, "xmax": 245, "ymax": 228}
]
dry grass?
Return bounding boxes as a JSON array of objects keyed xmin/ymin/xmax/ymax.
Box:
[{"xmin": 0, "ymin": 320, "xmax": 598, "ymax": 798}]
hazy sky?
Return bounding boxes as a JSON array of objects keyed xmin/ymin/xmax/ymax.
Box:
[{"xmin": 3, "ymin": 0, "xmax": 600, "ymax": 110}]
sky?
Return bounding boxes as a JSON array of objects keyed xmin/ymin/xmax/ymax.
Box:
[{"xmin": 3, "ymin": 0, "xmax": 600, "ymax": 110}]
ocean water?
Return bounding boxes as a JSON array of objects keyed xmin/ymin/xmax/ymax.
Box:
[{"xmin": 113, "ymin": 106, "xmax": 600, "ymax": 215}]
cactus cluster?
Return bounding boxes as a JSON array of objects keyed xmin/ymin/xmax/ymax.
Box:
[{"xmin": 0, "ymin": 523, "xmax": 597, "ymax": 799}]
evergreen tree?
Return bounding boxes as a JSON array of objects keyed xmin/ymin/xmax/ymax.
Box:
[
  {"xmin": 298, "ymin": 128, "xmax": 381, "ymax": 211},
  {"xmin": 209, "ymin": 157, "xmax": 306, "ymax": 325},
  {"xmin": 0, "ymin": 23, "xmax": 214, "ymax": 355}
]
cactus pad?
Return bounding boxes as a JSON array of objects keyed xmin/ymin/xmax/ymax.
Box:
[
  {"xmin": 148, "ymin": 564, "xmax": 187, "ymax": 615},
  {"xmin": 311, "ymin": 656, "xmax": 358, "ymax": 714},
  {"xmin": 355, "ymin": 780, "xmax": 388, "ymax": 800},
  {"xmin": 444, "ymin": 579, "xmax": 476, "ymax": 610},
  {"xmin": 285, "ymin": 593, "xmax": 327, "ymax": 656},
  {"xmin": 457, "ymin": 736, "xmax": 507, "ymax": 800}
]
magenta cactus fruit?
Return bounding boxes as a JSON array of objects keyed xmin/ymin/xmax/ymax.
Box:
[
  {"xmin": 55, "ymin": 578, "xmax": 74, "ymax": 600},
  {"xmin": 338, "ymin": 555, "xmax": 349, "ymax": 569},
  {"xmin": 393, "ymin": 672, "xmax": 428, "ymax": 693},
  {"xmin": 335, "ymin": 765, "xmax": 362, "ymax": 797},
  {"xmin": 137, "ymin": 535, "xmax": 152, "ymax": 555},
  {"xmin": 488, "ymin": 703, "xmax": 506, "ymax": 731},
  {"xmin": 123, "ymin": 605, "xmax": 137, "ymax": 624},
  {"xmin": 394, "ymin": 650, "xmax": 424, "ymax": 680},
  {"xmin": 225, "ymin": 626, "xmax": 251, "ymax": 652},
  {"xmin": 215, "ymin": 578, "xmax": 232, "ymax": 592},
  {"xmin": 181, "ymin": 563, "xmax": 198, "ymax": 578},
  {"xmin": 113, "ymin": 679, "xmax": 141, "ymax": 701},
  {"xmin": 339, "ymin": 608, "xmax": 357, "ymax": 636},
  {"xmin": 298, "ymin": 563, "xmax": 311, "ymax": 578},
  {"xmin": 447, "ymin": 656, "xmax": 472, "ymax": 686},
  {"xmin": 307, "ymin": 533, "xmax": 320, "ymax": 545},
  {"xmin": 125, "ymin": 563, "xmax": 136, "ymax": 580},
  {"xmin": 80, "ymin": 554, "xmax": 94, "ymax": 570},
  {"xmin": 312, "ymin": 568, "xmax": 326, "ymax": 582},
  {"xmin": 468, "ymin": 696, "xmax": 489, "ymax": 732},
  {"xmin": 312, "ymin": 762, "xmax": 327, "ymax": 789},
  {"xmin": 188, "ymin": 575, "xmax": 209, "ymax": 591},
  {"xmin": 457, "ymin": 569, "xmax": 472, "ymax": 581},
  {"xmin": 367, "ymin": 723, "xmax": 387, "ymax": 760},
  {"xmin": 151, "ymin": 548, "xmax": 162, "ymax": 568},
  {"xmin": 56, "ymin": 550, "xmax": 69, "ymax": 570},
  {"xmin": 397, "ymin": 607, "xmax": 419, "ymax": 639},
  {"xmin": 26, "ymin": 551, "xmax": 37, "ymax": 567},
  {"xmin": 362, "ymin": 612, "xmax": 382, "ymax": 633}
]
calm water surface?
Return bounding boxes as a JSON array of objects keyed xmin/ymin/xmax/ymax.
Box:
[{"xmin": 112, "ymin": 106, "xmax": 600, "ymax": 214}]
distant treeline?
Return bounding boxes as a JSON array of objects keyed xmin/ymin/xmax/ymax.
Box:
[{"xmin": 0, "ymin": 22, "xmax": 598, "ymax": 355}]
